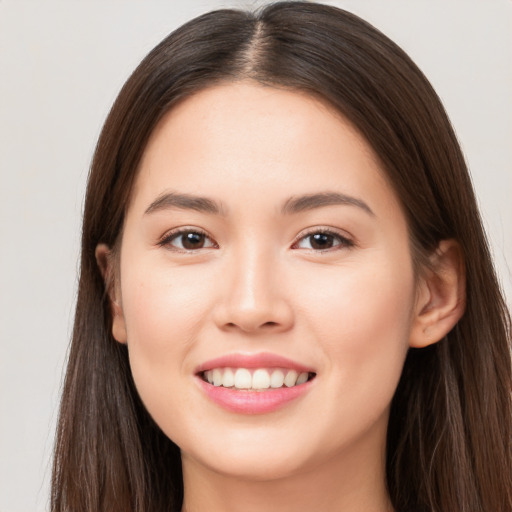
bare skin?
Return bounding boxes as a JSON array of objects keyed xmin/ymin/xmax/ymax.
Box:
[{"xmin": 97, "ymin": 82, "xmax": 465, "ymax": 512}]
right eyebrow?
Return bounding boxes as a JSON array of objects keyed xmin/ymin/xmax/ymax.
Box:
[
  {"xmin": 144, "ymin": 192, "xmax": 227, "ymax": 216},
  {"xmin": 281, "ymin": 191, "xmax": 374, "ymax": 217}
]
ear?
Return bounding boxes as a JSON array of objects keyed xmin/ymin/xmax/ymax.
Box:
[
  {"xmin": 95, "ymin": 243, "xmax": 127, "ymax": 344},
  {"xmin": 409, "ymin": 239, "xmax": 466, "ymax": 348}
]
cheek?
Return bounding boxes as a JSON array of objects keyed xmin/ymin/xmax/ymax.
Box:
[
  {"xmin": 299, "ymin": 251, "xmax": 414, "ymax": 401},
  {"xmin": 118, "ymin": 258, "xmax": 215, "ymax": 405},
  {"xmin": 121, "ymin": 261, "xmax": 212, "ymax": 347},
  {"xmin": 304, "ymin": 254, "xmax": 413, "ymax": 331},
  {"xmin": 117, "ymin": 262, "xmax": 218, "ymax": 444}
]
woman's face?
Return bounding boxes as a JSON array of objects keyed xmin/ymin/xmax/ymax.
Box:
[{"xmin": 112, "ymin": 82, "xmax": 419, "ymax": 480}]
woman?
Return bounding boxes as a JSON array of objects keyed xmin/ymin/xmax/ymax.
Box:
[{"xmin": 51, "ymin": 2, "xmax": 512, "ymax": 511}]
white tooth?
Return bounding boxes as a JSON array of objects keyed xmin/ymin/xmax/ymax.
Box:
[
  {"xmin": 296, "ymin": 372, "xmax": 308, "ymax": 385},
  {"xmin": 205, "ymin": 370, "xmax": 214, "ymax": 384},
  {"xmin": 222, "ymin": 368, "xmax": 235, "ymax": 388},
  {"xmin": 252, "ymin": 369, "xmax": 271, "ymax": 389},
  {"xmin": 212, "ymin": 368, "xmax": 223, "ymax": 386},
  {"xmin": 234, "ymin": 368, "xmax": 252, "ymax": 389},
  {"xmin": 270, "ymin": 369, "xmax": 285, "ymax": 388},
  {"xmin": 284, "ymin": 370, "xmax": 299, "ymax": 387}
]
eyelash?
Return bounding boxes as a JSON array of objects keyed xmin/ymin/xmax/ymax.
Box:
[
  {"xmin": 158, "ymin": 227, "xmax": 354, "ymax": 253},
  {"xmin": 292, "ymin": 227, "xmax": 354, "ymax": 252},
  {"xmin": 158, "ymin": 227, "xmax": 218, "ymax": 252}
]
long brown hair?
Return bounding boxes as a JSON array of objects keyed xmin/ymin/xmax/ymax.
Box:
[{"xmin": 51, "ymin": 3, "xmax": 512, "ymax": 511}]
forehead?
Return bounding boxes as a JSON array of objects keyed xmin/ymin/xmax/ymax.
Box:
[
  {"xmin": 143, "ymin": 81, "xmax": 375, "ymax": 164},
  {"xmin": 130, "ymin": 81, "xmax": 399, "ymax": 219}
]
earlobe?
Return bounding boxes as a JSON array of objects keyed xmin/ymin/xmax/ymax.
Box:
[
  {"xmin": 409, "ymin": 240, "xmax": 466, "ymax": 348},
  {"xmin": 111, "ymin": 303, "xmax": 128, "ymax": 345},
  {"xmin": 95, "ymin": 243, "xmax": 127, "ymax": 345}
]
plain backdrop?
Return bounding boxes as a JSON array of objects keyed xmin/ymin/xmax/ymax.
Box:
[{"xmin": 0, "ymin": 1, "xmax": 510, "ymax": 511}]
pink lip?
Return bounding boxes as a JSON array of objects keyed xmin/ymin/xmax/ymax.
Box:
[
  {"xmin": 194, "ymin": 352, "xmax": 316, "ymax": 415},
  {"xmin": 196, "ymin": 377, "xmax": 315, "ymax": 414},
  {"xmin": 194, "ymin": 352, "xmax": 315, "ymax": 374}
]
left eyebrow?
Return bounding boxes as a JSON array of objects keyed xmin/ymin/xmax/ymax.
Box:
[
  {"xmin": 281, "ymin": 192, "xmax": 375, "ymax": 217},
  {"xmin": 144, "ymin": 192, "xmax": 227, "ymax": 216}
]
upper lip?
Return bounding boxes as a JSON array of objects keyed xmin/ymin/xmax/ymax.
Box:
[{"xmin": 195, "ymin": 352, "xmax": 316, "ymax": 374}]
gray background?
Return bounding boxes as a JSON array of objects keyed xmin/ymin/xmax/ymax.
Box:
[{"xmin": 1, "ymin": 1, "xmax": 510, "ymax": 510}]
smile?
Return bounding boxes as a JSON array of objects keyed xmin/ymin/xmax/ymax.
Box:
[
  {"xmin": 195, "ymin": 353, "xmax": 317, "ymax": 414},
  {"xmin": 201, "ymin": 367, "xmax": 314, "ymax": 390}
]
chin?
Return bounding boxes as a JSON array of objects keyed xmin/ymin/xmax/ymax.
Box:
[
  {"xmin": 191, "ymin": 449, "xmax": 310, "ymax": 482},
  {"xmin": 178, "ymin": 428, "xmax": 316, "ymax": 481}
]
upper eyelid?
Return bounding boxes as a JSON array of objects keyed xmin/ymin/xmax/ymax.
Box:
[
  {"xmin": 292, "ymin": 229, "xmax": 354, "ymax": 251},
  {"xmin": 158, "ymin": 226, "xmax": 216, "ymax": 247},
  {"xmin": 292, "ymin": 226, "xmax": 353, "ymax": 243}
]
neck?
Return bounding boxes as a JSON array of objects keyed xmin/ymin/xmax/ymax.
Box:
[{"xmin": 180, "ymin": 429, "xmax": 393, "ymax": 512}]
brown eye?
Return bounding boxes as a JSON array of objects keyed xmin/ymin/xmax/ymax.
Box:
[
  {"xmin": 294, "ymin": 230, "xmax": 353, "ymax": 251},
  {"xmin": 161, "ymin": 229, "xmax": 216, "ymax": 251},
  {"xmin": 308, "ymin": 233, "xmax": 336, "ymax": 250},
  {"xmin": 182, "ymin": 232, "xmax": 206, "ymax": 249}
]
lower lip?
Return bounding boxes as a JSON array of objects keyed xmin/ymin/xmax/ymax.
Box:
[{"xmin": 196, "ymin": 377, "xmax": 314, "ymax": 414}]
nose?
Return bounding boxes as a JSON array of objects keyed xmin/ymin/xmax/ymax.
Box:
[{"xmin": 212, "ymin": 245, "xmax": 294, "ymax": 334}]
